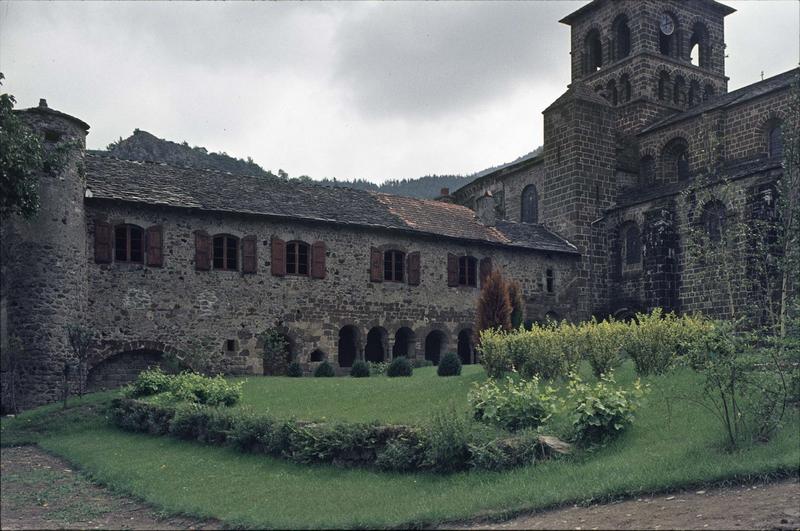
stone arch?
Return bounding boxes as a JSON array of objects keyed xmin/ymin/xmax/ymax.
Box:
[
  {"xmin": 520, "ymin": 184, "xmax": 539, "ymax": 223},
  {"xmin": 87, "ymin": 340, "xmax": 184, "ymax": 392},
  {"xmin": 584, "ymin": 27, "xmax": 603, "ymax": 73},
  {"xmin": 611, "ymin": 13, "xmax": 632, "ymax": 61},
  {"xmin": 337, "ymin": 325, "xmax": 360, "ymax": 368},
  {"xmin": 760, "ymin": 115, "xmax": 786, "ymax": 159},
  {"xmin": 365, "ymin": 326, "xmax": 389, "ymax": 363},
  {"xmin": 657, "ymin": 69, "xmax": 671, "ymax": 101},
  {"xmin": 457, "ymin": 329, "xmax": 475, "ymax": 365},
  {"xmin": 661, "ymin": 137, "xmax": 691, "ymax": 181},
  {"xmin": 689, "ymin": 21, "xmax": 710, "ymax": 67},
  {"xmin": 673, "ymin": 75, "xmax": 686, "ymax": 106},
  {"xmin": 392, "ymin": 327, "xmax": 416, "ymax": 359},
  {"xmin": 658, "ymin": 11, "xmax": 681, "ymax": 59},
  {"xmin": 424, "ymin": 330, "xmax": 448, "ymax": 365},
  {"xmin": 309, "ymin": 349, "xmax": 326, "ymax": 362}
]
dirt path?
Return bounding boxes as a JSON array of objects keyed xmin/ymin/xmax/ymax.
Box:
[
  {"xmin": 447, "ymin": 479, "xmax": 800, "ymax": 530},
  {"xmin": 0, "ymin": 446, "xmax": 219, "ymax": 530}
]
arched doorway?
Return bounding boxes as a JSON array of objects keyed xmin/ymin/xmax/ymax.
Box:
[
  {"xmin": 392, "ymin": 327, "xmax": 415, "ymax": 359},
  {"xmin": 424, "ymin": 330, "xmax": 446, "ymax": 365},
  {"xmin": 457, "ymin": 329, "xmax": 474, "ymax": 365},
  {"xmin": 338, "ymin": 326, "xmax": 359, "ymax": 368},
  {"xmin": 309, "ymin": 349, "xmax": 326, "ymax": 362},
  {"xmin": 365, "ymin": 326, "xmax": 388, "ymax": 363},
  {"xmin": 87, "ymin": 349, "xmax": 165, "ymax": 392}
]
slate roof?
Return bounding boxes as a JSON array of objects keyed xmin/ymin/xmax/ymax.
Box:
[
  {"xmin": 85, "ymin": 154, "xmax": 578, "ymax": 255},
  {"xmin": 453, "ymin": 151, "xmax": 543, "ymax": 198},
  {"xmin": 640, "ymin": 68, "xmax": 798, "ymax": 135}
]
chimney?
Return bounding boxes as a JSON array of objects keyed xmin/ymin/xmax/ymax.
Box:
[
  {"xmin": 440, "ymin": 187, "xmax": 449, "ymax": 197},
  {"xmin": 476, "ymin": 191, "xmax": 496, "ymax": 226},
  {"xmin": 39, "ymin": 98, "xmax": 48, "ymax": 108},
  {"xmin": 435, "ymin": 186, "xmax": 455, "ymax": 204}
]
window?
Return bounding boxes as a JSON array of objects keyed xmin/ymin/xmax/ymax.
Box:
[
  {"xmin": 286, "ymin": 241, "xmax": 310, "ymax": 275},
  {"xmin": 613, "ymin": 15, "xmax": 631, "ymax": 60},
  {"xmin": 673, "ymin": 76, "xmax": 686, "ymax": 106},
  {"xmin": 639, "ymin": 156, "xmax": 655, "ymax": 185},
  {"xmin": 383, "ymin": 249, "xmax": 405, "ymax": 282},
  {"xmin": 658, "ymin": 71, "xmax": 670, "ymax": 101},
  {"xmin": 458, "ymin": 256, "xmax": 478, "ymax": 287},
  {"xmin": 225, "ymin": 339, "xmax": 237, "ymax": 353},
  {"xmin": 620, "ymin": 74, "xmax": 632, "ymax": 103},
  {"xmin": 114, "ymin": 224, "xmax": 144, "ymax": 263},
  {"xmin": 521, "ymin": 185, "xmax": 538, "ymax": 223},
  {"xmin": 622, "ymin": 224, "xmax": 641, "ymax": 265},
  {"xmin": 213, "ymin": 234, "xmax": 238, "ymax": 270},
  {"xmin": 545, "ymin": 268, "xmax": 555, "ymax": 293},
  {"xmin": 658, "ymin": 13, "xmax": 679, "ymax": 58},
  {"xmin": 703, "ymin": 84, "xmax": 715, "ymax": 102},
  {"xmin": 701, "ymin": 201, "xmax": 726, "ymax": 243},
  {"xmin": 689, "ymin": 22, "xmax": 709, "ymax": 67},
  {"xmin": 607, "ymin": 79, "xmax": 618, "ymax": 105},
  {"xmin": 663, "ymin": 138, "xmax": 690, "ymax": 181},
  {"xmin": 768, "ymin": 122, "xmax": 783, "ymax": 159},
  {"xmin": 688, "ymin": 80, "xmax": 700, "ymax": 107},
  {"xmin": 585, "ymin": 29, "xmax": 603, "ymax": 73}
]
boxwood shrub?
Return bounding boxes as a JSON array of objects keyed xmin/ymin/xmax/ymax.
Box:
[
  {"xmin": 387, "ymin": 357, "xmax": 413, "ymax": 377},
  {"xmin": 350, "ymin": 360, "xmax": 370, "ymax": 378},
  {"xmin": 437, "ymin": 352, "xmax": 462, "ymax": 376},
  {"xmin": 314, "ymin": 361, "xmax": 336, "ymax": 377},
  {"xmin": 286, "ymin": 361, "xmax": 303, "ymax": 377}
]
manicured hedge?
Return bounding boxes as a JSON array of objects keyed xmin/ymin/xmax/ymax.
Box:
[{"xmin": 109, "ymin": 398, "xmax": 568, "ymax": 473}]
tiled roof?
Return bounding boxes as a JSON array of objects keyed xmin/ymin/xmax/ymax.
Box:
[
  {"xmin": 453, "ymin": 152, "xmax": 543, "ymax": 198},
  {"xmin": 640, "ymin": 68, "xmax": 798, "ymax": 135},
  {"xmin": 85, "ymin": 154, "xmax": 578, "ymax": 255}
]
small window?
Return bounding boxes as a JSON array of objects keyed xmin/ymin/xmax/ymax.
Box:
[
  {"xmin": 623, "ymin": 224, "xmax": 641, "ymax": 265},
  {"xmin": 44, "ymin": 129, "xmax": 62, "ymax": 143},
  {"xmin": 225, "ymin": 339, "xmax": 237, "ymax": 352},
  {"xmin": 673, "ymin": 76, "xmax": 686, "ymax": 106},
  {"xmin": 383, "ymin": 250, "xmax": 405, "ymax": 282},
  {"xmin": 114, "ymin": 224, "xmax": 144, "ymax": 263},
  {"xmin": 701, "ymin": 201, "xmax": 727, "ymax": 243},
  {"xmin": 613, "ymin": 15, "xmax": 631, "ymax": 60},
  {"xmin": 286, "ymin": 241, "xmax": 310, "ymax": 275},
  {"xmin": 689, "ymin": 22, "xmax": 710, "ymax": 67},
  {"xmin": 658, "ymin": 71, "xmax": 670, "ymax": 101},
  {"xmin": 768, "ymin": 123, "xmax": 783, "ymax": 159},
  {"xmin": 703, "ymin": 84, "xmax": 715, "ymax": 102},
  {"xmin": 521, "ymin": 185, "xmax": 538, "ymax": 223},
  {"xmin": 458, "ymin": 256, "xmax": 478, "ymax": 287},
  {"xmin": 620, "ymin": 74, "xmax": 632, "ymax": 103},
  {"xmin": 309, "ymin": 349, "xmax": 325, "ymax": 362},
  {"xmin": 545, "ymin": 268, "xmax": 555, "ymax": 293},
  {"xmin": 663, "ymin": 138, "xmax": 690, "ymax": 181},
  {"xmin": 607, "ymin": 79, "xmax": 618, "ymax": 106},
  {"xmin": 585, "ymin": 29, "xmax": 603, "ymax": 73},
  {"xmin": 213, "ymin": 234, "xmax": 239, "ymax": 270},
  {"xmin": 688, "ymin": 81, "xmax": 700, "ymax": 107}
]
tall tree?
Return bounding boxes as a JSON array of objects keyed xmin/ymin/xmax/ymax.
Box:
[{"xmin": 475, "ymin": 269, "xmax": 513, "ymax": 336}]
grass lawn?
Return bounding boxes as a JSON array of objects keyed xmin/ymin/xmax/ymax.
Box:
[{"xmin": 2, "ymin": 363, "xmax": 798, "ymax": 529}]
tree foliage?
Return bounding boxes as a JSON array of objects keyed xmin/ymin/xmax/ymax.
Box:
[{"xmin": 475, "ymin": 269, "xmax": 513, "ymax": 336}]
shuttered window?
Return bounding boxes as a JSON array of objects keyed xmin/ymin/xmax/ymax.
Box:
[
  {"xmin": 271, "ymin": 237, "xmax": 286, "ymax": 276},
  {"xmin": 195, "ymin": 231, "xmax": 211, "ymax": 271},
  {"xmin": 286, "ymin": 241, "xmax": 310, "ymax": 276},
  {"xmin": 311, "ymin": 241, "xmax": 326, "ymax": 279},
  {"xmin": 212, "ymin": 234, "xmax": 239, "ymax": 271},
  {"xmin": 114, "ymin": 224, "xmax": 144, "ymax": 263},
  {"xmin": 446, "ymin": 253, "xmax": 459, "ymax": 287},
  {"xmin": 383, "ymin": 250, "xmax": 405, "ymax": 282},
  {"xmin": 94, "ymin": 221, "xmax": 112, "ymax": 263},
  {"xmin": 458, "ymin": 256, "xmax": 478, "ymax": 287},
  {"xmin": 146, "ymin": 225, "xmax": 163, "ymax": 267},
  {"xmin": 406, "ymin": 251, "xmax": 420, "ymax": 286},
  {"xmin": 242, "ymin": 235, "xmax": 257, "ymax": 274}
]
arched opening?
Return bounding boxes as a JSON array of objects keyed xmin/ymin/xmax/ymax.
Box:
[
  {"xmin": 87, "ymin": 349, "xmax": 165, "ymax": 392},
  {"xmin": 585, "ymin": 29, "xmax": 603, "ymax": 73},
  {"xmin": 659, "ymin": 13, "xmax": 679, "ymax": 58},
  {"xmin": 663, "ymin": 138, "xmax": 690, "ymax": 181},
  {"xmin": 607, "ymin": 79, "xmax": 618, "ymax": 106},
  {"xmin": 424, "ymin": 330, "xmax": 446, "ymax": 365},
  {"xmin": 392, "ymin": 327, "xmax": 416, "ymax": 359},
  {"xmin": 613, "ymin": 15, "xmax": 631, "ymax": 60},
  {"xmin": 673, "ymin": 76, "xmax": 686, "ymax": 106},
  {"xmin": 338, "ymin": 326, "xmax": 359, "ymax": 368},
  {"xmin": 639, "ymin": 156, "xmax": 655, "ymax": 185},
  {"xmin": 620, "ymin": 74, "xmax": 632, "ymax": 103},
  {"xmin": 703, "ymin": 84, "xmax": 715, "ymax": 102},
  {"xmin": 688, "ymin": 80, "xmax": 700, "ymax": 107},
  {"xmin": 767, "ymin": 120, "xmax": 783, "ymax": 159},
  {"xmin": 689, "ymin": 22, "xmax": 709, "ymax": 67},
  {"xmin": 457, "ymin": 329, "xmax": 474, "ymax": 365},
  {"xmin": 658, "ymin": 71, "xmax": 671, "ymax": 101},
  {"xmin": 309, "ymin": 349, "xmax": 326, "ymax": 362},
  {"xmin": 365, "ymin": 326, "xmax": 388, "ymax": 363},
  {"xmin": 621, "ymin": 223, "xmax": 641, "ymax": 266},
  {"xmin": 520, "ymin": 185, "xmax": 538, "ymax": 223}
]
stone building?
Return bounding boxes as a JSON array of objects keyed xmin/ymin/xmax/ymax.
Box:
[{"xmin": 1, "ymin": 0, "xmax": 796, "ymax": 410}]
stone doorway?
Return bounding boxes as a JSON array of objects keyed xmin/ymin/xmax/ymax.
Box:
[
  {"xmin": 365, "ymin": 326, "xmax": 388, "ymax": 363},
  {"xmin": 87, "ymin": 349, "xmax": 164, "ymax": 392},
  {"xmin": 457, "ymin": 329, "xmax": 474, "ymax": 365},
  {"xmin": 424, "ymin": 330, "xmax": 446, "ymax": 365},
  {"xmin": 338, "ymin": 326, "xmax": 359, "ymax": 368},
  {"xmin": 392, "ymin": 327, "xmax": 415, "ymax": 359}
]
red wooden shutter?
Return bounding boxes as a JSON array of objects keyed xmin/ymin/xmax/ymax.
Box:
[
  {"xmin": 370, "ymin": 247, "xmax": 383, "ymax": 282},
  {"xmin": 194, "ymin": 230, "xmax": 211, "ymax": 271},
  {"xmin": 145, "ymin": 225, "xmax": 163, "ymax": 267},
  {"xmin": 311, "ymin": 241, "xmax": 326, "ymax": 279},
  {"xmin": 242, "ymin": 235, "xmax": 257, "ymax": 274},
  {"xmin": 447, "ymin": 253, "xmax": 458, "ymax": 287},
  {"xmin": 480, "ymin": 256, "xmax": 493, "ymax": 285},
  {"xmin": 94, "ymin": 221, "xmax": 112, "ymax": 263},
  {"xmin": 407, "ymin": 251, "xmax": 420, "ymax": 286},
  {"xmin": 271, "ymin": 237, "xmax": 286, "ymax": 276}
]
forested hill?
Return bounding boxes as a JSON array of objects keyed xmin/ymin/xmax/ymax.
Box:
[{"xmin": 91, "ymin": 129, "xmax": 541, "ymax": 199}]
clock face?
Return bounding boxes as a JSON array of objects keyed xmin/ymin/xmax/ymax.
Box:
[{"xmin": 660, "ymin": 14, "xmax": 675, "ymax": 36}]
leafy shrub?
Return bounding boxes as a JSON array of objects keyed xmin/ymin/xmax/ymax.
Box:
[
  {"xmin": 387, "ymin": 357, "xmax": 413, "ymax": 377},
  {"xmin": 350, "ymin": 360, "xmax": 370, "ymax": 378},
  {"xmin": 368, "ymin": 361, "xmax": 388, "ymax": 375},
  {"xmin": 285, "ymin": 421, "xmax": 383, "ymax": 467},
  {"xmin": 314, "ymin": 361, "xmax": 335, "ymax": 377},
  {"xmin": 286, "ymin": 361, "xmax": 303, "ymax": 377},
  {"xmin": 375, "ymin": 433, "xmax": 424, "ymax": 472},
  {"xmin": 421, "ymin": 410, "xmax": 471, "ymax": 473},
  {"xmin": 169, "ymin": 404, "xmax": 234, "ymax": 444},
  {"xmin": 468, "ymin": 430, "xmax": 541, "ymax": 471},
  {"xmin": 566, "ymin": 372, "xmax": 646, "ymax": 444},
  {"xmin": 469, "ymin": 376, "xmax": 557, "ymax": 431},
  {"xmin": 109, "ymin": 398, "xmax": 175, "ymax": 435},
  {"xmin": 411, "ymin": 359, "xmax": 433, "ymax": 369},
  {"xmin": 476, "ymin": 328, "xmax": 514, "ymax": 378},
  {"xmin": 261, "ymin": 327, "xmax": 290, "ymax": 376},
  {"xmin": 229, "ymin": 412, "xmax": 282, "ymax": 454},
  {"xmin": 125, "ymin": 368, "xmax": 242, "ymax": 406},
  {"xmin": 583, "ymin": 318, "xmax": 625, "ymax": 378},
  {"xmin": 437, "ymin": 352, "xmax": 462, "ymax": 376}
]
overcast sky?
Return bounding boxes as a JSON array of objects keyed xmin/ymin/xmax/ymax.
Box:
[{"xmin": 1, "ymin": 1, "xmax": 798, "ymax": 183}]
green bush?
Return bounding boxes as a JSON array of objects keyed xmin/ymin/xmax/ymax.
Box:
[
  {"xmin": 468, "ymin": 430, "xmax": 541, "ymax": 471},
  {"xmin": 387, "ymin": 357, "xmax": 413, "ymax": 377},
  {"xmin": 286, "ymin": 361, "xmax": 303, "ymax": 377},
  {"xmin": 437, "ymin": 353, "xmax": 462, "ymax": 377},
  {"xmin": 476, "ymin": 328, "xmax": 514, "ymax": 378},
  {"xmin": 229, "ymin": 413, "xmax": 282, "ymax": 454},
  {"xmin": 583, "ymin": 318, "xmax": 625, "ymax": 378},
  {"xmin": 411, "ymin": 359, "xmax": 433, "ymax": 369},
  {"xmin": 169, "ymin": 404, "xmax": 235, "ymax": 445},
  {"xmin": 125, "ymin": 368, "xmax": 242, "ymax": 406},
  {"xmin": 368, "ymin": 361, "xmax": 388, "ymax": 375},
  {"xmin": 285, "ymin": 421, "xmax": 383, "ymax": 467},
  {"xmin": 469, "ymin": 376, "xmax": 557, "ymax": 431},
  {"xmin": 566, "ymin": 372, "xmax": 646, "ymax": 444},
  {"xmin": 109, "ymin": 398, "xmax": 176, "ymax": 435},
  {"xmin": 314, "ymin": 361, "xmax": 335, "ymax": 377},
  {"xmin": 350, "ymin": 360, "xmax": 370, "ymax": 378},
  {"xmin": 421, "ymin": 410, "xmax": 471, "ymax": 473},
  {"xmin": 375, "ymin": 433, "xmax": 424, "ymax": 472}
]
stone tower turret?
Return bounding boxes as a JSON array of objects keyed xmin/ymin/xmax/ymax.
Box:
[{"xmin": 0, "ymin": 99, "xmax": 90, "ymax": 411}]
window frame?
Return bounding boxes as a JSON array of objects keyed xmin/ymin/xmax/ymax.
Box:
[
  {"xmin": 545, "ymin": 268, "xmax": 555, "ymax": 294},
  {"xmin": 285, "ymin": 240, "xmax": 311, "ymax": 276},
  {"xmin": 622, "ymin": 223, "xmax": 642, "ymax": 267},
  {"xmin": 457, "ymin": 255, "xmax": 478, "ymax": 287},
  {"xmin": 520, "ymin": 185, "xmax": 539, "ymax": 223},
  {"xmin": 701, "ymin": 201, "xmax": 727, "ymax": 243},
  {"xmin": 212, "ymin": 234, "xmax": 239, "ymax": 271},
  {"xmin": 114, "ymin": 224, "xmax": 145, "ymax": 263},
  {"xmin": 383, "ymin": 249, "xmax": 405, "ymax": 282},
  {"xmin": 767, "ymin": 122, "xmax": 783, "ymax": 159}
]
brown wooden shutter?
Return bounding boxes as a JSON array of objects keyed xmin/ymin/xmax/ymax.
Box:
[
  {"xmin": 145, "ymin": 225, "xmax": 163, "ymax": 267},
  {"xmin": 271, "ymin": 237, "xmax": 286, "ymax": 276},
  {"xmin": 480, "ymin": 256, "xmax": 493, "ymax": 285},
  {"xmin": 370, "ymin": 247, "xmax": 383, "ymax": 282},
  {"xmin": 194, "ymin": 230, "xmax": 211, "ymax": 271},
  {"xmin": 311, "ymin": 241, "xmax": 326, "ymax": 279},
  {"xmin": 94, "ymin": 221, "xmax": 112, "ymax": 263},
  {"xmin": 407, "ymin": 251, "xmax": 420, "ymax": 286},
  {"xmin": 242, "ymin": 235, "xmax": 257, "ymax": 274},
  {"xmin": 447, "ymin": 253, "xmax": 458, "ymax": 287}
]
